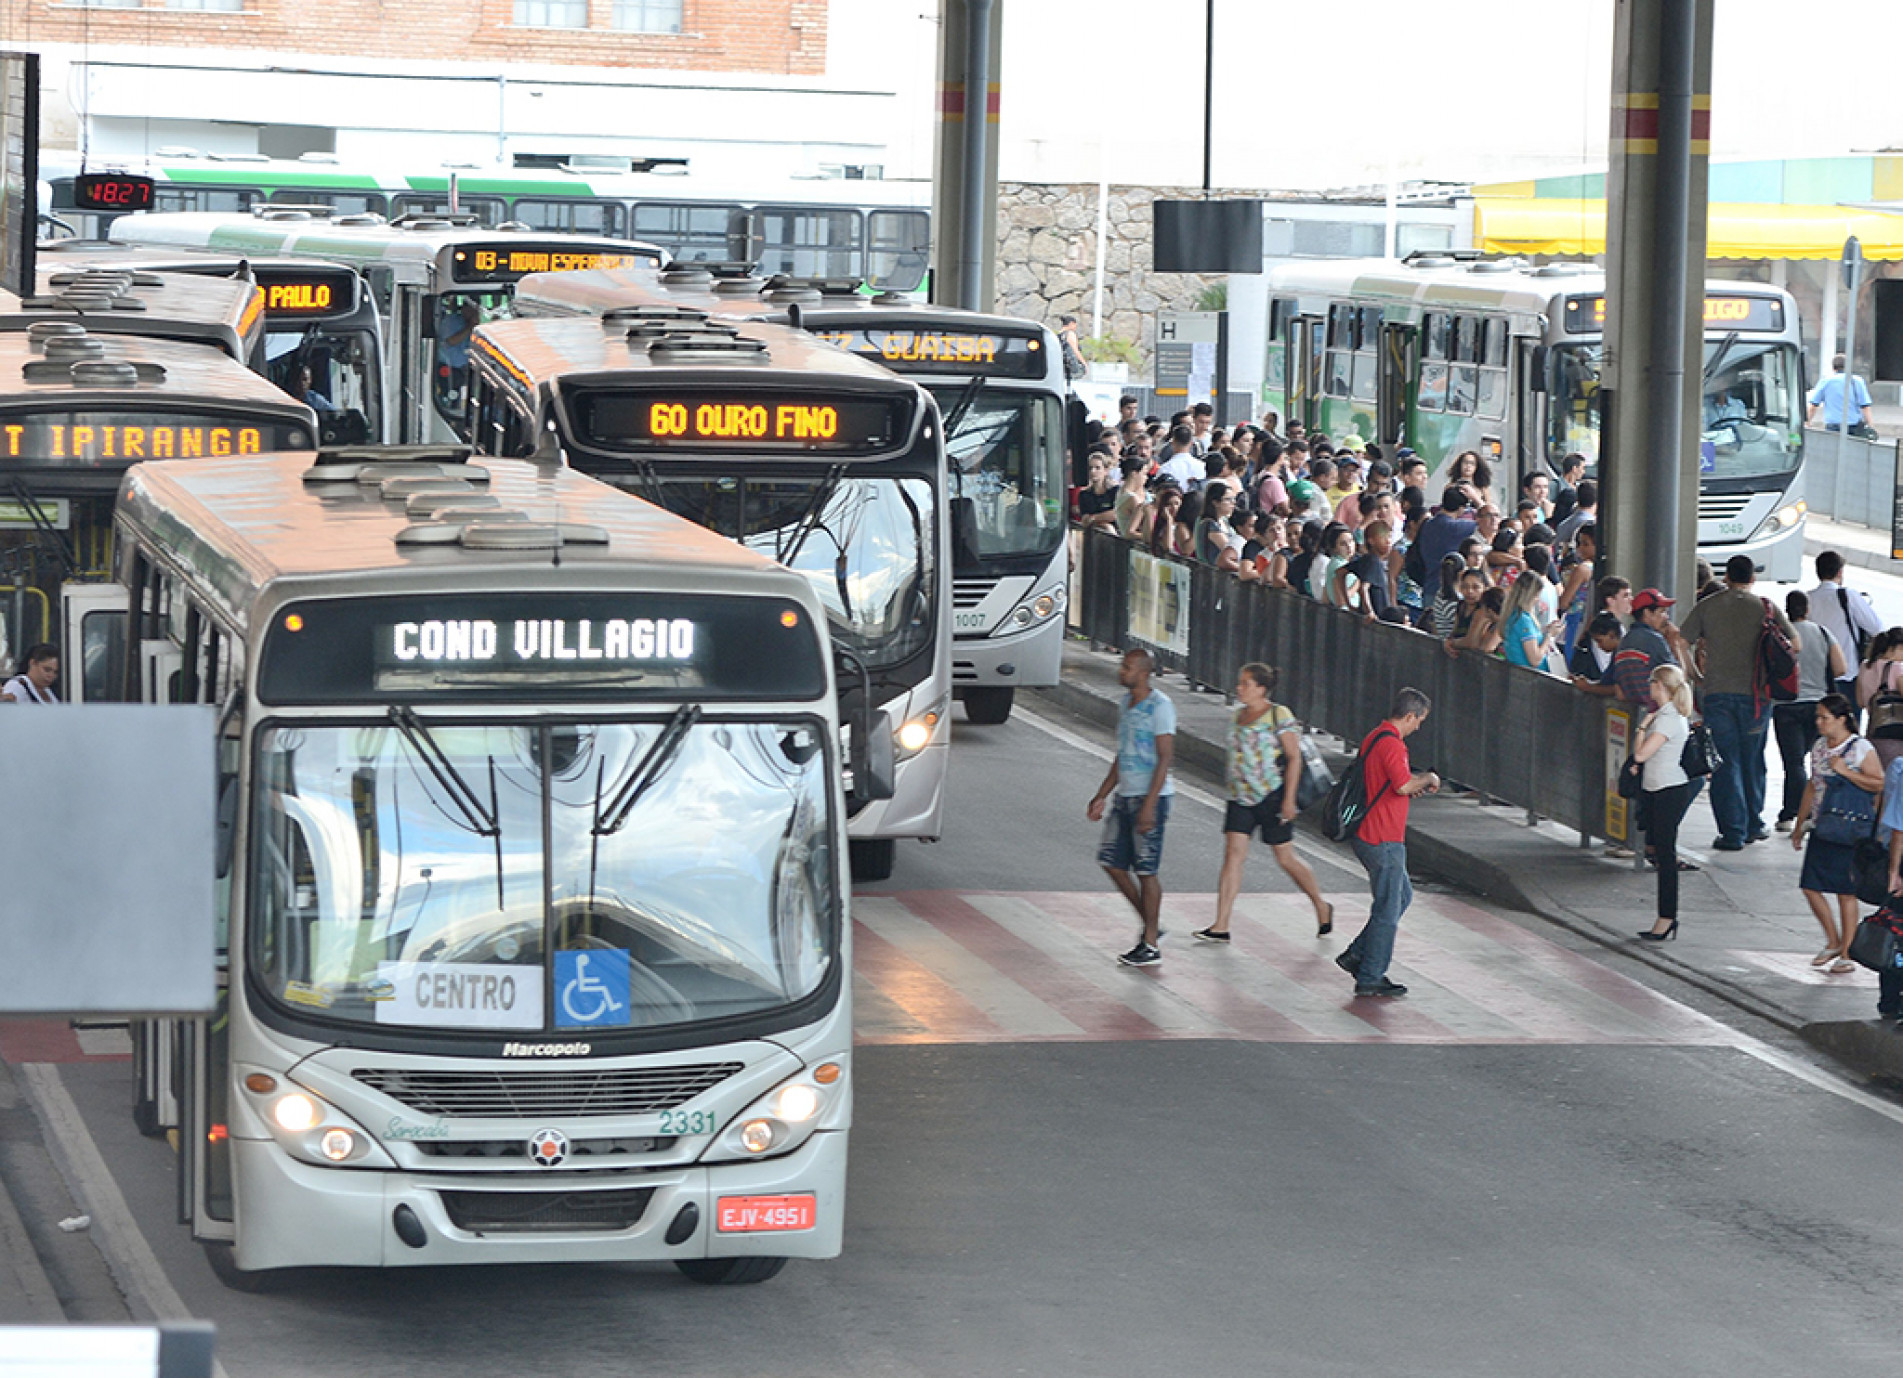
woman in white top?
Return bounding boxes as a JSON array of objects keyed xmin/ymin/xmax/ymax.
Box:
[
  {"xmin": 1791, "ymin": 693, "xmax": 1885, "ymax": 974},
  {"xmin": 1631, "ymin": 663, "xmax": 1695, "ymax": 941},
  {"xmin": 0, "ymin": 644, "xmax": 59, "ymax": 704}
]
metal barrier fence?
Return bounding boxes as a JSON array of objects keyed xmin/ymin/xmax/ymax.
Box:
[
  {"xmin": 1802, "ymin": 425, "xmax": 1902, "ymax": 531},
  {"xmin": 1076, "ymin": 526, "xmax": 1630, "ymax": 845}
]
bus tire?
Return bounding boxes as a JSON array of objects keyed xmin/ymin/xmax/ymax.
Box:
[
  {"xmin": 848, "ymin": 839, "xmax": 896, "ymax": 882},
  {"xmin": 962, "ymin": 687, "xmax": 1014, "ymax": 725},
  {"xmin": 133, "ymin": 1096, "xmax": 164, "ymax": 1140},
  {"xmin": 203, "ymin": 1242, "xmax": 291, "ymax": 1294},
  {"xmin": 675, "ymin": 1256, "xmax": 788, "ymax": 1285}
]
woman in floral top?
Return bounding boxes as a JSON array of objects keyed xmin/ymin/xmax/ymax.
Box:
[{"xmin": 1197, "ymin": 662, "xmax": 1334, "ymax": 943}]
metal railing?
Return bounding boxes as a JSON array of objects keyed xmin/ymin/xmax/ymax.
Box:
[
  {"xmin": 1076, "ymin": 526, "xmax": 1628, "ymax": 844},
  {"xmin": 1802, "ymin": 425, "xmax": 1902, "ymax": 530}
]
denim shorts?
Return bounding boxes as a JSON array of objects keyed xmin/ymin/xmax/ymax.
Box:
[{"xmin": 1098, "ymin": 794, "xmax": 1171, "ymax": 875}]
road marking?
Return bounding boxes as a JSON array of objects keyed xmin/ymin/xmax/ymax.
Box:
[{"xmin": 16, "ymin": 1063, "xmax": 234, "ymax": 1378}]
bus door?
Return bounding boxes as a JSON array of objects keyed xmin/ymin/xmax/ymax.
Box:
[
  {"xmin": 1379, "ymin": 323, "xmax": 1415, "ymax": 448},
  {"xmin": 1290, "ymin": 314, "xmax": 1324, "ymax": 431},
  {"xmin": 1515, "ymin": 337, "xmax": 1547, "ymax": 482},
  {"xmin": 60, "ymin": 583, "xmax": 127, "ymax": 705}
]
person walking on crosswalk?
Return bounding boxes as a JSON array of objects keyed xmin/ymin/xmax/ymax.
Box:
[
  {"xmin": 1337, "ymin": 687, "xmax": 1441, "ymax": 998},
  {"xmin": 1087, "ymin": 647, "xmax": 1176, "ymax": 968}
]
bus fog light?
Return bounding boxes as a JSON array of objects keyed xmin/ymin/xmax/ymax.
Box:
[
  {"xmin": 1012, "ymin": 607, "xmax": 1034, "ymax": 628},
  {"xmin": 320, "ymin": 1128, "xmax": 356, "ymax": 1161},
  {"xmin": 273, "ymin": 1093, "xmax": 320, "ymax": 1132},
  {"xmin": 773, "ymin": 1084, "xmax": 821, "ymax": 1123},
  {"xmin": 740, "ymin": 1119, "xmax": 776, "ymax": 1153},
  {"xmin": 1033, "ymin": 594, "xmax": 1057, "ymax": 618}
]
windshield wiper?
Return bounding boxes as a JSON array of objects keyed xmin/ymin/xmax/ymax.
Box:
[
  {"xmin": 388, "ymin": 706, "xmax": 506, "ymax": 909},
  {"xmin": 943, "ymin": 373, "xmax": 987, "ymax": 438},
  {"xmin": 779, "ymin": 465, "xmax": 847, "ymax": 567},
  {"xmin": 593, "ymin": 705, "xmax": 703, "ymax": 838},
  {"xmin": 1702, "ymin": 330, "xmax": 1741, "ymax": 387}
]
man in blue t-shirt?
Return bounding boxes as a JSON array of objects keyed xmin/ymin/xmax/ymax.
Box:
[
  {"xmin": 1808, "ymin": 353, "xmax": 1874, "ymax": 433},
  {"xmin": 1087, "ymin": 647, "xmax": 1176, "ymax": 967}
]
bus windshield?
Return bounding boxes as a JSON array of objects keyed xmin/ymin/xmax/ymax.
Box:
[
  {"xmin": 1548, "ymin": 340, "xmax": 1802, "ymax": 483},
  {"xmin": 250, "ymin": 718, "xmax": 835, "ymax": 1034},
  {"xmin": 935, "ymin": 391, "xmax": 1066, "ymax": 565},
  {"xmin": 267, "ymin": 328, "xmax": 378, "ymax": 444},
  {"xmin": 653, "ymin": 475, "xmax": 937, "ymax": 671}
]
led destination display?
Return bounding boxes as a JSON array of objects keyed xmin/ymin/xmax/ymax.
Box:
[
  {"xmin": 810, "ymin": 327, "xmax": 1048, "ymax": 378},
  {"xmin": 572, "ymin": 391, "xmax": 906, "ymax": 455}
]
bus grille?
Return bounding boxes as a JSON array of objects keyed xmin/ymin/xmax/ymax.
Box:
[
  {"xmin": 953, "ymin": 577, "xmax": 1000, "ymax": 610},
  {"xmin": 352, "ymin": 1064, "xmax": 744, "ymax": 1118},
  {"xmin": 439, "ymin": 1187, "xmax": 655, "ymax": 1233},
  {"xmin": 1698, "ymin": 493, "xmax": 1753, "ymax": 521},
  {"xmin": 413, "ymin": 1135, "xmax": 668, "ymax": 1162}
]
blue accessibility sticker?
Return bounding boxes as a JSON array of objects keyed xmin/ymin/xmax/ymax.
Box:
[
  {"xmin": 1699, "ymin": 440, "xmax": 1716, "ymax": 474},
  {"xmin": 553, "ymin": 949, "xmax": 633, "ymax": 1028}
]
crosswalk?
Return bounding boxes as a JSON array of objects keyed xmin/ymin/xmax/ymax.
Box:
[{"xmin": 853, "ymin": 889, "xmax": 1739, "ymax": 1047}]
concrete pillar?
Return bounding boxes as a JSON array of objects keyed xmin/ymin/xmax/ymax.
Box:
[
  {"xmin": 931, "ymin": 0, "xmax": 1003, "ymax": 312},
  {"xmin": 1601, "ymin": 0, "xmax": 1714, "ymax": 600}
]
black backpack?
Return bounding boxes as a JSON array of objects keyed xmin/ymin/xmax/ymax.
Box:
[{"xmin": 1320, "ymin": 727, "xmax": 1398, "ymax": 842}]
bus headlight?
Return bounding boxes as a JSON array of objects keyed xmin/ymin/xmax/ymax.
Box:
[
  {"xmin": 703, "ymin": 1062, "xmax": 846, "ymax": 1163},
  {"xmin": 273, "ymin": 1093, "xmax": 320, "ymax": 1132},
  {"xmin": 242, "ymin": 1072, "xmax": 389, "ymax": 1169},
  {"xmin": 320, "ymin": 1128, "xmax": 356, "ymax": 1162},
  {"xmin": 1754, "ymin": 500, "xmax": 1806, "ymax": 540},
  {"xmin": 894, "ymin": 699, "xmax": 946, "ymax": 761},
  {"xmin": 993, "ymin": 585, "xmax": 1065, "ymax": 636}
]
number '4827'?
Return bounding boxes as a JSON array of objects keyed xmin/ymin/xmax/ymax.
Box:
[{"xmin": 660, "ymin": 1108, "xmax": 717, "ymax": 1135}]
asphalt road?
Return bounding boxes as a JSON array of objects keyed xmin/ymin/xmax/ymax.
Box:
[{"xmin": 39, "ymin": 695, "xmax": 1903, "ymax": 1377}]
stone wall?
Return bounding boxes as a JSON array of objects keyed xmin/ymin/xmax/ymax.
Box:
[{"xmin": 995, "ymin": 182, "xmax": 1234, "ymax": 375}]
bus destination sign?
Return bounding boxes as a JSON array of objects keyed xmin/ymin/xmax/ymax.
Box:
[
  {"xmin": 573, "ymin": 391, "xmax": 906, "ymax": 455},
  {"xmin": 809, "ymin": 327, "xmax": 1048, "ymax": 379},
  {"xmin": 259, "ymin": 593, "xmax": 827, "ymax": 703},
  {"xmin": 1563, "ymin": 294, "xmax": 1785, "ymax": 334},
  {"xmin": 451, "ymin": 244, "xmax": 655, "ymax": 285},
  {"xmin": 258, "ymin": 268, "xmax": 360, "ymax": 321},
  {"xmin": 0, "ymin": 413, "xmax": 312, "ymax": 465}
]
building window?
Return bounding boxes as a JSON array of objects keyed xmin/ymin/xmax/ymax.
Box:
[
  {"xmin": 164, "ymin": 0, "xmax": 245, "ymax": 9},
  {"xmin": 612, "ymin": 0, "xmax": 682, "ymax": 31},
  {"xmin": 514, "ymin": 0, "xmax": 587, "ymax": 27},
  {"xmin": 71, "ymin": 0, "xmax": 142, "ymax": 9}
]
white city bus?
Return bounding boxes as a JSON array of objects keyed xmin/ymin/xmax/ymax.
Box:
[
  {"xmin": 516, "ymin": 267, "xmax": 1069, "ymax": 725},
  {"xmin": 108, "ymin": 208, "xmax": 663, "ymax": 443},
  {"xmin": 115, "ymin": 448, "xmax": 862, "ymax": 1287},
  {"xmin": 465, "ymin": 310, "xmax": 948, "ymax": 880},
  {"xmin": 1263, "ymin": 256, "xmax": 1809, "ymax": 580}
]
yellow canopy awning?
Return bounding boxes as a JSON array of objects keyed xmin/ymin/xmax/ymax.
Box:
[{"xmin": 1473, "ymin": 198, "xmax": 1903, "ymax": 260}]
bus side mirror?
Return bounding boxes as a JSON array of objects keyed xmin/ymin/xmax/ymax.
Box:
[
  {"xmin": 1528, "ymin": 345, "xmax": 1549, "ymax": 393},
  {"xmin": 214, "ymin": 775, "xmax": 239, "ymax": 880},
  {"xmin": 1067, "ymin": 396, "xmax": 1092, "ymax": 488},
  {"xmin": 855, "ymin": 709, "xmax": 897, "ymax": 805}
]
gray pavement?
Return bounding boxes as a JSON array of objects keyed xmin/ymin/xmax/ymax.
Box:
[{"xmin": 1038, "ymin": 638, "xmax": 1903, "ymax": 1084}]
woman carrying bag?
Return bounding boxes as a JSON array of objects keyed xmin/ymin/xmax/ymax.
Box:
[
  {"xmin": 1792, "ymin": 693, "xmax": 1885, "ymax": 974},
  {"xmin": 1199, "ymin": 662, "xmax": 1333, "ymax": 944},
  {"xmin": 1632, "ymin": 665, "xmax": 1699, "ymax": 941}
]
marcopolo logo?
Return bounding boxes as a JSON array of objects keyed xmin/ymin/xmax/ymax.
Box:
[{"xmin": 502, "ymin": 1042, "xmax": 592, "ymax": 1058}]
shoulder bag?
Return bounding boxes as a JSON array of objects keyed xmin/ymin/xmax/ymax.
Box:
[
  {"xmin": 1679, "ymin": 718, "xmax": 1722, "ymax": 778},
  {"xmin": 1811, "ymin": 741, "xmax": 1879, "ymax": 846}
]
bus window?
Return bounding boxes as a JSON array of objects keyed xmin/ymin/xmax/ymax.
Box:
[
  {"xmin": 512, "ymin": 198, "xmax": 625, "ymax": 236},
  {"xmin": 632, "ymin": 202, "xmax": 740, "ymax": 262},
  {"xmin": 156, "ymin": 187, "xmax": 260, "ymax": 213},
  {"xmin": 391, "ymin": 194, "xmax": 505, "ymax": 227},
  {"xmin": 867, "ymin": 211, "xmax": 930, "ymax": 292},
  {"xmin": 269, "ymin": 188, "xmax": 388, "ymax": 217},
  {"xmin": 1446, "ymin": 366, "xmax": 1478, "ymax": 416},
  {"xmin": 754, "ymin": 206, "xmax": 862, "ymax": 279},
  {"xmin": 81, "ymin": 608, "xmax": 127, "ymax": 704},
  {"xmin": 1423, "ymin": 313, "xmax": 1450, "ymax": 361},
  {"xmin": 268, "ymin": 331, "xmax": 375, "ymax": 444},
  {"xmin": 1418, "ymin": 361, "xmax": 1449, "ymax": 412}
]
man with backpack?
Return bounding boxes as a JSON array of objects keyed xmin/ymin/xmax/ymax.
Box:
[
  {"xmin": 1677, "ymin": 554, "xmax": 1797, "ymax": 851},
  {"xmin": 1333, "ymin": 687, "xmax": 1441, "ymax": 998}
]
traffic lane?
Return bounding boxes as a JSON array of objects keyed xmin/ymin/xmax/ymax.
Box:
[{"xmin": 55, "ymin": 1038, "xmax": 1903, "ymax": 1377}]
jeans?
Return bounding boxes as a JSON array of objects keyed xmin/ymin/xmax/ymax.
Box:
[
  {"xmin": 1772, "ymin": 700, "xmax": 1820, "ymax": 823},
  {"xmin": 1644, "ymin": 781, "xmax": 1696, "ymax": 920},
  {"xmin": 1347, "ymin": 838, "xmax": 1412, "ymax": 987},
  {"xmin": 1704, "ymin": 691, "xmax": 1770, "ymax": 843}
]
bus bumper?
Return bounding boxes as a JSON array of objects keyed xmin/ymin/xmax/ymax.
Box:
[
  {"xmin": 1701, "ymin": 515, "xmax": 1804, "ymax": 585},
  {"xmin": 847, "ymin": 740, "xmax": 946, "ymax": 841},
  {"xmin": 952, "ymin": 617, "xmax": 1063, "ymax": 691},
  {"xmin": 229, "ymin": 1129, "xmax": 848, "ymax": 1272}
]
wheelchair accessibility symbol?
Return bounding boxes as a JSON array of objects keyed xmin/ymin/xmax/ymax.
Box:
[{"xmin": 554, "ymin": 950, "xmax": 633, "ymax": 1029}]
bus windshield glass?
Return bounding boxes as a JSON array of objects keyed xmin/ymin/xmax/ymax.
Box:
[
  {"xmin": 1548, "ymin": 340, "xmax": 1802, "ymax": 483},
  {"xmin": 267, "ymin": 329, "xmax": 377, "ymax": 444},
  {"xmin": 653, "ymin": 476, "xmax": 937, "ymax": 670},
  {"xmin": 250, "ymin": 718, "xmax": 835, "ymax": 1034},
  {"xmin": 935, "ymin": 391, "xmax": 1066, "ymax": 564}
]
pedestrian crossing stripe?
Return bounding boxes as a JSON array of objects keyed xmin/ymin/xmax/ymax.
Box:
[{"xmin": 851, "ymin": 890, "xmax": 1740, "ymax": 1047}]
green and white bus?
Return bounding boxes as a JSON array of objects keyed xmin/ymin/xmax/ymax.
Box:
[
  {"xmin": 1264, "ymin": 256, "xmax": 1808, "ymax": 580},
  {"xmin": 117, "ymin": 448, "xmax": 860, "ymax": 1287},
  {"xmin": 108, "ymin": 207, "xmax": 662, "ymax": 444}
]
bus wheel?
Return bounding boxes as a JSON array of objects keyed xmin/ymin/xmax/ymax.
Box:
[
  {"xmin": 962, "ymin": 687, "xmax": 1015, "ymax": 725},
  {"xmin": 848, "ymin": 839, "xmax": 897, "ymax": 882},
  {"xmin": 133, "ymin": 1094, "xmax": 164, "ymax": 1140},
  {"xmin": 675, "ymin": 1256, "xmax": 789, "ymax": 1285},
  {"xmin": 203, "ymin": 1242, "xmax": 291, "ymax": 1294}
]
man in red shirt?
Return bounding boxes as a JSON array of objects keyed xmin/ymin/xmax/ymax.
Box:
[{"xmin": 1336, "ymin": 687, "xmax": 1441, "ymax": 997}]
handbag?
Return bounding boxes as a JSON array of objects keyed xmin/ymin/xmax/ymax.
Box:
[
  {"xmin": 1810, "ymin": 752, "xmax": 1879, "ymax": 846},
  {"xmin": 1290, "ymin": 731, "xmax": 1335, "ymax": 813},
  {"xmin": 1848, "ymin": 914, "xmax": 1901, "ymax": 972},
  {"xmin": 1617, "ymin": 754, "xmax": 1645, "ymax": 799},
  {"xmin": 1679, "ymin": 720, "xmax": 1722, "ymax": 778}
]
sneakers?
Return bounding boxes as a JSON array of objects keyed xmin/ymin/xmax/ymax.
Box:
[
  {"xmin": 1192, "ymin": 927, "xmax": 1231, "ymax": 943},
  {"xmin": 1117, "ymin": 942, "xmax": 1161, "ymax": 967},
  {"xmin": 1774, "ymin": 818, "xmax": 1795, "ymax": 834},
  {"xmin": 1354, "ymin": 978, "xmax": 1408, "ymax": 998},
  {"xmin": 1334, "ymin": 950, "xmax": 1361, "ymax": 977}
]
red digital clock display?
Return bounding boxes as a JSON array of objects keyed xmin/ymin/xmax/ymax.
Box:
[{"xmin": 72, "ymin": 174, "xmax": 157, "ymax": 213}]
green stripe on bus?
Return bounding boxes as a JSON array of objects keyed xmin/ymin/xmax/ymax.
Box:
[
  {"xmin": 403, "ymin": 175, "xmax": 597, "ymax": 197},
  {"xmin": 165, "ymin": 168, "xmax": 384, "ymax": 191}
]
